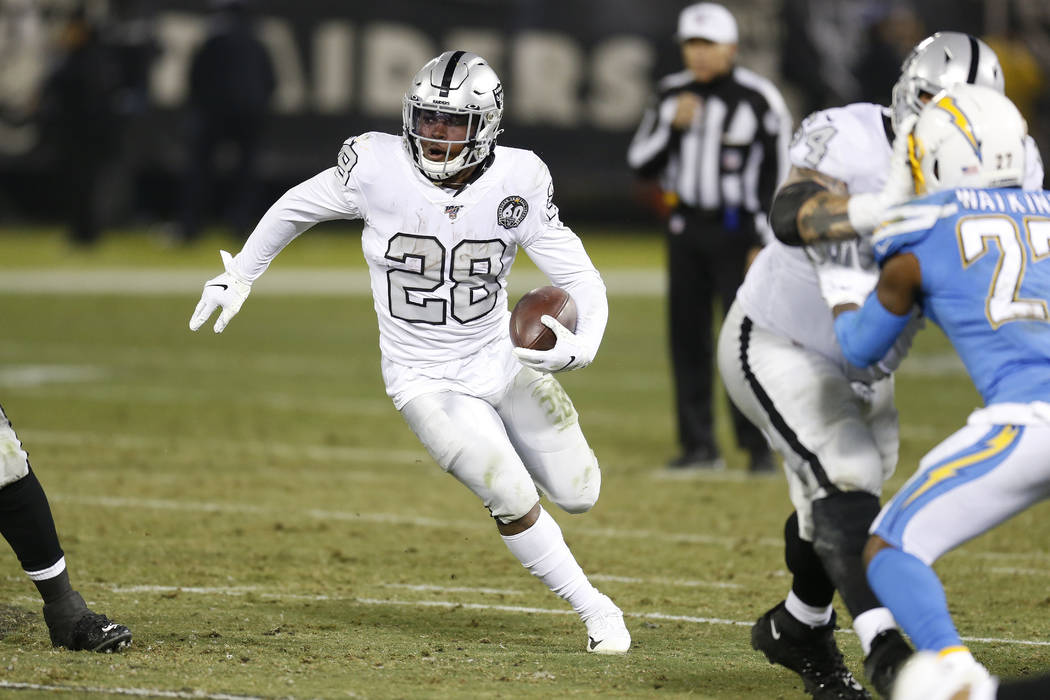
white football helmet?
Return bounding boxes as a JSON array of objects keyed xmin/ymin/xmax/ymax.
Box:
[
  {"xmin": 908, "ymin": 83, "xmax": 1026, "ymax": 194},
  {"xmin": 402, "ymin": 50, "xmax": 504, "ymax": 181},
  {"xmin": 891, "ymin": 32, "xmax": 1004, "ymax": 134}
]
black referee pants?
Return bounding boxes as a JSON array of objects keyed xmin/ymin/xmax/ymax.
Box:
[{"xmin": 667, "ymin": 208, "xmax": 766, "ymax": 458}]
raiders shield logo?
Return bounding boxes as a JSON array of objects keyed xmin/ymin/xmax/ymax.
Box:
[{"xmin": 497, "ymin": 195, "xmax": 528, "ymax": 229}]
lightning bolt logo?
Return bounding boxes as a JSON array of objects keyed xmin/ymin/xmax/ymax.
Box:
[
  {"xmin": 935, "ymin": 95, "xmax": 981, "ymax": 160},
  {"xmin": 903, "ymin": 425, "xmax": 1020, "ymax": 507}
]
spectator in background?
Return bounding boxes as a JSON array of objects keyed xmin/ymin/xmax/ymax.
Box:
[
  {"xmin": 178, "ymin": 0, "xmax": 274, "ymax": 244},
  {"xmin": 854, "ymin": 3, "xmax": 925, "ymax": 104},
  {"xmin": 627, "ymin": 2, "xmax": 790, "ymax": 474},
  {"xmin": 37, "ymin": 6, "xmax": 124, "ymax": 246}
]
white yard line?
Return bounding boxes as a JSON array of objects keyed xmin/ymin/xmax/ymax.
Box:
[
  {"xmin": 0, "ymin": 681, "xmax": 273, "ymax": 700},
  {"xmin": 85, "ymin": 583, "xmax": 1050, "ymax": 647},
  {"xmin": 0, "ymin": 268, "xmax": 666, "ymax": 297}
]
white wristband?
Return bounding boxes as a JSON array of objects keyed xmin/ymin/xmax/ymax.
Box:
[{"xmin": 846, "ymin": 192, "xmax": 885, "ymax": 234}]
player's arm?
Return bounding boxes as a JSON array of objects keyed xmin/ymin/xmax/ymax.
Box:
[
  {"xmin": 832, "ymin": 253, "xmax": 921, "ymax": 368},
  {"xmin": 190, "ymin": 142, "xmax": 365, "ymax": 333},
  {"xmin": 772, "ymin": 114, "xmax": 919, "ymax": 246},
  {"xmin": 769, "ymin": 165, "xmax": 853, "ymax": 245}
]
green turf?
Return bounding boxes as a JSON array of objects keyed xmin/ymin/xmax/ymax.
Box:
[{"xmin": 0, "ymin": 229, "xmax": 1048, "ymax": 699}]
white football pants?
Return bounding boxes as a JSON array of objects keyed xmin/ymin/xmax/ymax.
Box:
[
  {"xmin": 717, "ymin": 300, "xmax": 899, "ymax": 540},
  {"xmin": 400, "ymin": 366, "xmax": 600, "ymax": 523},
  {"xmin": 872, "ymin": 402, "xmax": 1050, "ymax": 565}
]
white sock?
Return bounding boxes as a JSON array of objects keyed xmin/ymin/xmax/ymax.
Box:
[
  {"xmin": 501, "ymin": 507, "xmax": 605, "ymax": 619},
  {"xmin": 785, "ymin": 590, "xmax": 833, "ymax": 627},
  {"xmin": 853, "ymin": 606, "xmax": 899, "ymax": 655}
]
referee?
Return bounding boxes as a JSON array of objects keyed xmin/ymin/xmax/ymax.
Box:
[{"xmin": 628, "ymin": 2, "xmax": 791, "ymax": 473}]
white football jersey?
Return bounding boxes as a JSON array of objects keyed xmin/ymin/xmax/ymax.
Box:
[
  {"xmin": 736, "ymin": 103, "xmax": 1045, "ymax": 363},
  {"xmin": 231, "ymin": 132, "xmax": 606, "ymax": 368}
]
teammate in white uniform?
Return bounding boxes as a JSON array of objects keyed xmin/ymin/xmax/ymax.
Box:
[
  {"xmin": 716, "ymin": 32, "xmax": 1044, "ymax": 698},
  {"xmin": 188, "ymin": 51, "xmax": 630, "ymax": 654}
]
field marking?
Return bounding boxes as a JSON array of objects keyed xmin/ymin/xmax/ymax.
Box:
[
  {"xmin": 0, "ymin": 268, "xmax": 665, "ymax": 297},
  {"xmin": 49, "ymin": 493, "xmax": 1050, "ymax": 565},
  {"xmin": 85, "ymin": 583, "xmax": 1050, "ymax": 647},
  {"xmin": 0, "ymin": 681, "xmax": 272, "ymax": 700},
  {"xmin": 25, "ymin": 429, "xmax": 429, "ymax": 467},
  {"xmin": 590, "ymin": 573, "xmax": 741, "ymax": 590}
]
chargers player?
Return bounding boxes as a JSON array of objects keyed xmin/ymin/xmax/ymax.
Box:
[
  {"xmin": 188, "ymin": 51, "xmax": 630, "ymax": 654},
  {"xmin": 818, "ymin": 84, "xmax": 1050, "ymax": 699},
  {"xmin": 717, "ymin": 32, "xmax": 1044, "ymax": 698}
]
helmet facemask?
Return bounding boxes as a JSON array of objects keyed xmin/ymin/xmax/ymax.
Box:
[{"xmin": 402, "ymin": 51, "xmax": 504, "ymax": 182}]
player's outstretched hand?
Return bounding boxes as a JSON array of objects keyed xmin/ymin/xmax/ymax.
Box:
[
  {"xmin": 189, "ymin": 250, "xmax": 252, "ymax": 334},
  {"xmin": 513, "ymin": 315, "xmax": 593, "ymax": 373}
]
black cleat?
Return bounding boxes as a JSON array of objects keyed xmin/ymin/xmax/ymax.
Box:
[
  {"xmin": 43, "ymin": 591, "xmax": 132, "ymax": 653},
  {"xmin": 863, "ymin": 629, "xmax": 913, "ymax": 698},
  {"xmin": 752, "ymin": 601, "xmax": 871, "ymax": 700}
]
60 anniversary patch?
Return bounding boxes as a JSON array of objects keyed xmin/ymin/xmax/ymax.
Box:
[{"xmin": 497, "ymin": 195, "xmax": 528, "ymax": 229}]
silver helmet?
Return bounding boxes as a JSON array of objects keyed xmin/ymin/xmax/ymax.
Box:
[
  {"xmin": 402, "ymin": 50, "xmax": 504, "ymax": 181},
  {"xmin": 891, "ymin": 32, "xmax": 1004, "ymax": 134}
]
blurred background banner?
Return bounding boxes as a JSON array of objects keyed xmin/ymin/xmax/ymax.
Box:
[{"xmin": 0, "ymin": 0, "xmax": 1046, "ymax": 231}]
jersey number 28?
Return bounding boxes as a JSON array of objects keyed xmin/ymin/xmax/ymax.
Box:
[{"xmin": 385, "ymin": 233, "xmax": 507, "ymax": 325}]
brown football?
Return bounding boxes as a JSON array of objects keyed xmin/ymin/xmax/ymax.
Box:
[{"xmin": 509, "ymin": 286, "xmax": 578, "ymax": 351}]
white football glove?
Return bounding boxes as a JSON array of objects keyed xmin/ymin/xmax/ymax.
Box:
[
  {"xmin": 813, "ymin": 246, "xmax": 879, "ymax": 309},
  {"xmin": 846, "ymin": 114, "xmax": 919, "ymax": 233},
  {"xmin": 189, "ymin": 250, "xmax": 252, "ymax": 334},
  {"xmin": 512, "ymin": 315, "xmax": 594, "ymax": 373}
]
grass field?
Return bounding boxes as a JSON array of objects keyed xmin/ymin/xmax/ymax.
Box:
[{"xmin": 1, "ymin": 228, "xmax": 1048, "ymax": 699}]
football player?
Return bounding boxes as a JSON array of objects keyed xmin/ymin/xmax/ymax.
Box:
[
  {"xmin": 819, "ymin": 84, "xmax": 1050, "ymax": 700},
  {"xmin": 189, "ymin": 51, "xmax": 630, "ymax": 654},
  {"xmin": 1, "ymin": 406, "xmax": 132, "ymax": 651},
  {"xmin": 716, "ymin": 32, "xmax": 1044, "ymax": 698}
]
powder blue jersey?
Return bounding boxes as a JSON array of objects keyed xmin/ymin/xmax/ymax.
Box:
[{"xmin": 872, "ymin": 187, "xmax": 1050, "ymax": 405}]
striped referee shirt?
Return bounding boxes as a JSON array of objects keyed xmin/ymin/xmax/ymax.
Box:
[{"xmin": 628, "ymin": 66, "xmax": 792, "ymax": 238}]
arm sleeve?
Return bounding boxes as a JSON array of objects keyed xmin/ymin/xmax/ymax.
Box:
[
  {"xmin": 230, "ymin": 166, "xmax": 364, "ymax": 282},
  {"xmin": 833, "ymin": 291, "xmax": 913, "ymax": 368},
  {"xmin": 626, "ymin": 93, "xmax": 677, "ymax": 176},
  {"xmin": 519, "ymin": 161, "xmax": 608, "ymax": 357}
]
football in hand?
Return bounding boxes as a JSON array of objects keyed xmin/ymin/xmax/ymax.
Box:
[{"xmin": 509, "ymin": 286, "xmax": 578, "ymax": 351}]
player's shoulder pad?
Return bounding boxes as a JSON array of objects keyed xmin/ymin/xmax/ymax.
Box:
[
  {"xmin": 494, "ymin": 145, "xmax": 549, "ymax": 186},
  {"xmin": 790, "ymin": 102, "xmax": 886, "ymax": 174},
  {"xmin": 334, "ymin": 132, "xmax": 398, "ymax": 186},
  {"xmin": 871, "ymin": 191, "xmax": 957, "ymax": 263}
]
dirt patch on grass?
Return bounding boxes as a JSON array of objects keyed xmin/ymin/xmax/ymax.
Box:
[{"xmin": 0, "ymin": 605, "xmax": 37, "ymax": 638}]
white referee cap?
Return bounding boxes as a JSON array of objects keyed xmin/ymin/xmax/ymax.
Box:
[{"xmin": 677, "ymin": 3, "xmax": 738, "ymax": 44}]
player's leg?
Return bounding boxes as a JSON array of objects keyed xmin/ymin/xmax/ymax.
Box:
[
  {"xmin": 495, "ymin": 366, "xmax": 599, "ymax": 515},
  {"xmin": 867, "ymin": 421, "xmax": 1050, "ymax": 659},
  {"xmin": 493, "ymin": 366, "xmax": 629, "ymax": 652},
  {"xmin": 400, "ymin": 390, "xmax": 628, "ymax": 654},
  {"xmin": 0, "ymin": 405, "xmax": 131, "ymax": 652},
  {"xmin": 717, "ymin": 302, "xmax": 871, "ymax": 698}
]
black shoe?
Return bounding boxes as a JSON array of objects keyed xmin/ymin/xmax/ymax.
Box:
[
  {"xmin": 752, "ymin": 601, "xmax": 871, "ymax": 699},
  {"xmin": 43, "ymin": 591, "xmax": 133, "ymax": 653},
  {"xmin": 749, "ymin": 448, "xmax": 776, "ymax": 474},
  {"xmin": 863, "ymin": 629, "xmax": 913, "ymax": 698},
  {"xmin": 666, "ymin": 448, "xmax": 725, "ymax": 470}
]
